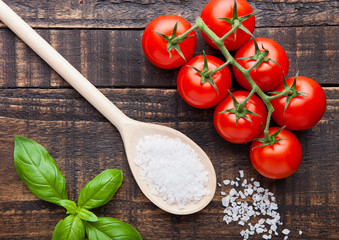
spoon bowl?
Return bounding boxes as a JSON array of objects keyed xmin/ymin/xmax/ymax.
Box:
[
  {"xmin": 121, "ymin": 119, "xmax": 216, "ymax": 214},
  {"xmin": 0, "ymin": 0, "xmax": 216, "ymax": 215}
]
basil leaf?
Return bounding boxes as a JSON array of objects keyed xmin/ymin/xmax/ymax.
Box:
[
  {"xmin": 76, "ymin": 208, "xmax": 98, "ymax": 222},
  {"xmin": 84, "ymin": 217, "xmax": 142, "ymax": 240},
  {"xmin": 59, "ymin": 199, "xmax": 77, "ymax": 215},
  {"xmin": 78, "ymin": 169, "xmax": 123, "ymax": 210},
  {"xmin": 52, "ymin": 215, "xmax": 85, "ymax": 240},
  {"xmin": 14, "ymin": 136, "xmax": 67, "ymax": 205}
]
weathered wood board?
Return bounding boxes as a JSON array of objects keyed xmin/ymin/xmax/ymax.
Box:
[{"xmin": 0, "ymin": 0, "xmax": 338, "ymax": 239}]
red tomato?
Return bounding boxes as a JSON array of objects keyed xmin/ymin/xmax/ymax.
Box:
[
  {"xmin": 233, "ymin": 38, "xmax": 289, "ymax": 92},
  {"xmin": 177, "ymin": 55, "xmax": 232, "ymax": 109},
  {"xmin": 142, "ymin": 15, "xmax": 197, "ymax": 69},
  {"xmin": 213, "ymin": 90, "xmax": 267, "ymax": 144},
  {"xmin": 270, "ymin": 76, "xmax": 326, "ymax": 131},
  {"xmin": 200, "ymin": 0, "xmax": 255, "ymax": 51},
  {"xmin": 250, "ymin": 127, "xmax": 302, "ymax": 179}
]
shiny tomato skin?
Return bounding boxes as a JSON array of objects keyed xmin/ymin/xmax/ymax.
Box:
[
  {"xmin": 200, "ymin": 0, "xmax": 255, "ymax": 51},
  {"xmin": 213, "ymin": 90, "xmax": 267, "ymax": 144},
  {"xmin": 233, "ymin": 38, "xmax": 289, "ymax": 92},
  {"xmin": 177, "ymin": 55, "xmax": 232, "ymax": 109},
  {"xmin": 271, "ymin": 76, "xmax": 327, "ymax": 131},
  {"xmin": 250, "ymin": 127, "xmax": 302, "ymax": 179},
  {"xmin": 142, "ymin": 15, "xmax": 197, "ymax": 69}
]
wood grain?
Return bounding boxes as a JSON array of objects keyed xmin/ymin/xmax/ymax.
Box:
[
  {"xmin": 0, "ymin": 26, "xmax": 337, "ymax": 88},
  {"xmin": 0, "ymin": 87, "xmax": 338, "ymax": 239},
  {"xmin": 0, "ymin": 0, "xmax": 337, "ymax": 29},
  {"xmin": 0, "ymin": 0, "xmax": 338, "ymax": 239}
]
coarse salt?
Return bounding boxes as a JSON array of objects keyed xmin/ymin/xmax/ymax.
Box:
[
  {"xmin": 220, "ymin": 170, "xmax": 302, "ymax": 240},
  {"xmin": 134, "ymin": 135, "xmax": 210, "ymax": 208}
]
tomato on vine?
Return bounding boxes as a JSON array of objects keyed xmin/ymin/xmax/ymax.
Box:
[
  {"xmin": 213, "ymin": 90, "xmax": 267, "ymax": 144},
  {"xmin": 200, "ymin": 0, "xmax": 255, "ymax": 51},
  {"xmin": 142, "ymin": 15, "xmax": 197, "ymax": 69},
  {"xmin": 233, "ymin": 38, "xmax": 289, "ymax": 92},
  {"xmin": 177, "ymin": 54, "xmax": 232, "ymax": 109},
  {"xmin": 250, "ymin": 127, "xmax": 302, "ymax": 179},
  {"xmin": 270, "ymin": 75, "xmax": 326, "ymax": 131}
]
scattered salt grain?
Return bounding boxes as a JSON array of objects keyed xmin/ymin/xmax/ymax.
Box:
[
  {"xmin": 299, "ymin": 230, "xmax": 303, "ymax": 235},
  {"xmin": 220, "ymin": 171, "xmax": 300, "ymax": 240},
  {"xmin": 134, "ymin": 135, "xmax": 210, "ymax": 208},
  {"xmin": 223, "ymin": 179, "xmax": 230, "ymax": 185},
  {"xmin": 218, "ymin": 183, "xmax": 222, "ymax": 187}
]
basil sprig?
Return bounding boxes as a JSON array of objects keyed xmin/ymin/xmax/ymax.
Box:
[{"xmin": 14, "ymin": 136, "xmax": 142, "ymax": 240}]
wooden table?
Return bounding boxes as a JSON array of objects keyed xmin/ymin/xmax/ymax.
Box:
[{"xmin": 0, "ymin": 0, "xmax": 338, "ymax": 239}]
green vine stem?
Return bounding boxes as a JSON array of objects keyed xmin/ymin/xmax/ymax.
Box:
[{"xmin": 193, "ymin": 16, "xmax": 277, "ymax": 135}]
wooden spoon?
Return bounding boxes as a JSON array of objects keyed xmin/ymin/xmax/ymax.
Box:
[{"xmin": 0, "ymin": 0, "xmax": 216, "ymax": 215}]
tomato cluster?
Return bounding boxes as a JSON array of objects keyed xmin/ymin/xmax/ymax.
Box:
[{"xmin": 142, "ymin": 0, "xmax": 326, "ymax": 179}]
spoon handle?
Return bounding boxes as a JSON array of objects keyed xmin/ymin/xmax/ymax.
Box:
[{"xmin": 0, "ymin": 0, "xmax": 132, "ymax": 131}]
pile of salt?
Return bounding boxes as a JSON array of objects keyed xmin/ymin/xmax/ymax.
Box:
[{"xmin": 134, "ymin": 134, "xmax": 210, "ymax": 208}]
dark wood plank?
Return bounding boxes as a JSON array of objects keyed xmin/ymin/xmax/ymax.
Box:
[
  {"xmin": 0, "ymin": 87, "xmax": 338, "ymax": 239},
  {"xmin": 0, "ymin": 26, "xmax": 337, "ymax": 88},
  {"xmin": 1, "ymin": 0, "xmax": 337, "ymax": 29}
]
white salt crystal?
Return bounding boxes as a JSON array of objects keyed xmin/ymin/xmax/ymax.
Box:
[
  {"xmin": 282, "ymin": 229, "xmax": 290, "ymax": 235},
  {"xmin": 246, "ymin": 188, "xmax": 254, "ymax": 195},
  {"xmin": 221, "ymin": 191, "xmax": 226, "ymax": 196},
  {"xmin": 299, "ymin": 230, "xmax": 303, "ymax": 235},
  {"xmin": 135, "ymin": 135, "xmax": 209, "ymax": 208},
  {"xmin": 284, "ymin": 236, "xmax": 288, "ymax": 240},
  {"xmin": 262, "ymin": 234, "xmax": 271, "ymax": 239},
  {"xmin": 270, "ymin": 203, "xmax": 278, "ymax": 210},
  {"xmin": 223, "ymin": 179, "xmax": 230, "ymax": 185},
  {"xmin": 218, "ymin": 183, "xmax": 222, "ymax": 187},
  {"xmin": 229, "ymin": 188, "xmax": 237, "ymax": 196},
  {"xmin": 239, "ymin": 170, "xmax": 244, "ymax": 178},
  {"xmin": 222, "ymin": 196, "xmax": 230, "ymax": 207}
]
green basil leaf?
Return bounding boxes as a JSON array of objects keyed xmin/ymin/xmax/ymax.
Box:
[
  {"xmin": 52, "ymin": 215, "xmax": 85, "ymax": 240},
  {"xmin": 76, "ymin": 208, "xmax": 98, "ymax": 222},
  {"xmin": 14, "ymin": 136, "xmax": 67, "ymax": 205},
  {"xmin": 78, "ymin": 169, "xmax": 123, "ymax": 210},
  {"xmin": 59, "ymin": 199, "xmax": 78, "ymax": 215},
  {"xmin": 84, "ymin": 217, "xmax": 142, "ymax": 240}
]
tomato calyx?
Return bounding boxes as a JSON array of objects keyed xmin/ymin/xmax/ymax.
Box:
[
  {"xmin": 253, "ymin": 126, "xmax": 287, "ymax": 148},
  {"xmin": 219, "ymin": 0, "xmax": 255, "ymax": 41},
  {"xmin": 219, "ymin": 91, "xmax": 261, "ymax": 125},
  {"xmin": 188, "ymin": 51, "xmax": 219, "ymax": 93},
  {"xmin": 237, "ymin": 38, "xmax": 280, "ymax": 71},
  {"xmin": 269, "ymin": 72, "xmax": 307, "ymax": 112},
  {"xmin": 153, "ymin": 20, "xmax": 192, "ymax": 61}
]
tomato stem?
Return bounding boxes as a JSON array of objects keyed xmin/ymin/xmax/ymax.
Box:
[
  {"xmin": 220, "ymin": 20, "xmax": 240, "ymax": 42},
  {"xmin": 205, "ymin": 59, "xmax": 232, "ymax": 78},
  {"xmin": 237, "ymin": 86, "xmax": 256, "ymax": 111},
  {"xmin": 195, "ymin": 17, "xmax": 277, "ymax": 137},
  {"xmin": 171, "ymin": 24, "xmax": 198, "ymax": 45}
]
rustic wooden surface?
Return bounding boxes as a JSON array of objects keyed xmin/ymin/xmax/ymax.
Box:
[{"xmin": 0, "ymin": 0, "xmax": 338, "ymax": 239}]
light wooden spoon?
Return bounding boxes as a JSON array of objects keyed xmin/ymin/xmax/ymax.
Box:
[{"xmin": 0, "ymin": 0, "xmax": 216, "ymax": 215}]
